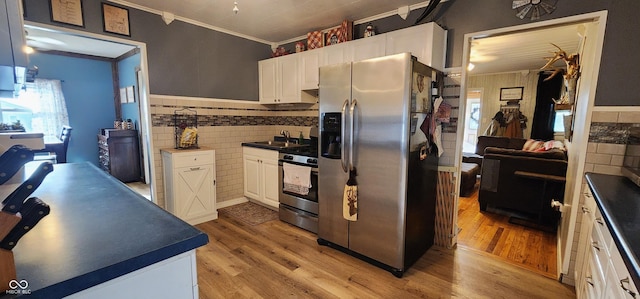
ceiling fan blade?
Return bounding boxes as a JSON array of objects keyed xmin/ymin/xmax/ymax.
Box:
[
  {"xmin": 414, "ymin": 0, "xmax": 441, "ymax": 25},
  {"xmin": 512, "ymin": 0, "xmax": 532, "ymax": 9}
]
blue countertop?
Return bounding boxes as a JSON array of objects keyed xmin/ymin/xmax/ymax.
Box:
[
  {"xmin": 1, "ymin": 162, "xmax": 208, "ymax": 298},
  {"xmin": 585, "ymin": 172, "xmax": 640, "ymax": 289}
]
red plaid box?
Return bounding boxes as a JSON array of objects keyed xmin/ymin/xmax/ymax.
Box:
[
  {"xmin": 325, "ymin": 20, "xmax": 353, "ymax": 46},
  {"xmin": 307, "ymin": 31, "xmax": 324, "ymax": 50}
]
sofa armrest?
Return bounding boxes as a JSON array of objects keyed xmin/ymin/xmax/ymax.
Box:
[{"xmin": 484, "ymin": 147, "xmax": 567, "ymax": 161}]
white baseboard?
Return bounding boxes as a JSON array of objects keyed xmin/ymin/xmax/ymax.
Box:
[{"xmin": 216, "ymin": 197, "xmax": 248, "ymax": 209}]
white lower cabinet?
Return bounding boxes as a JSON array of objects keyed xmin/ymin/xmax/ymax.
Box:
[
  {"xmin": 576, "ymin": 185, "xmax": 638, "ymax": 298},
  {"xmin": 161, "ymin": 148, "xmax": 217, "ymax": 225},
  {"xmin": 243, "ymin": 147, "xmax": 279, "ymax": 209},
  {"xmin": 66, "ymin": 251, "xmax": 199, "ymax": 299}
]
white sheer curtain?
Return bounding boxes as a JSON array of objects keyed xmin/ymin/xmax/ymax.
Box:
[{"xmin": 24, "ymin": 79, "xmax": 69, "ymax": 137}]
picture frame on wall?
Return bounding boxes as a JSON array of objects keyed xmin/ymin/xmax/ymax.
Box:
[
  {"xmin": 119, "ymin": 88, "xmax": 127, "ymax": 104},
  {"xmin": 126, "ymin": 86, "xmax": 135, "ymax": 103},
  {"xmin": 102, "ymin": 3, "xmax": 130, "ymax": 36},
  {"xmin": 50, "ymin": 0, "xmax": 84, "ymax": 27},
  {"xmin": 500, "ymin": 87, "xmax": 524, "ymax": 101}
]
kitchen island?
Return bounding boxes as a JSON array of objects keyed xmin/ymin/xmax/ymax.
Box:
[
  {"xmin": 0, "ymin": 162, "xmax": 208, "ymax": 298},
  {"xmin": 585, "ymin": 173, "xmax": 640, "ymax": 294}
]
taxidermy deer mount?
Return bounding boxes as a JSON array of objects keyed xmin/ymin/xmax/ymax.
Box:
[{"xmin": 540, "ymin": 43, "xmax": 580, "ymax": 105}]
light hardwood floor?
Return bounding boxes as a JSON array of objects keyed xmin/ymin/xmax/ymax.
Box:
[
  {"xmin": 194, "ymin": 213, "xmax": 575, "ymax": 298},
  {"xmin": 457, "ymin": 183, "xmax": 558, "ymax": 279}
]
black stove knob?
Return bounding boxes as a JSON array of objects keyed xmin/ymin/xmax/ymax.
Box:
[
  {"xmin": 307, "ymin": 158, "xmax": 317, "ymax": 164},
  {"xmin": 283, "ymin": 155, "xmax": 294, "ymax": 160}
]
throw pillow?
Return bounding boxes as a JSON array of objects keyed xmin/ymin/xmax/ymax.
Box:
[
  {"xmin": 523, "ymin": 139, "xmax": 544, "ymax": 151},
  {"xmin": 544, "ymin": 140, "xmax": 566, "ymax": 151}
]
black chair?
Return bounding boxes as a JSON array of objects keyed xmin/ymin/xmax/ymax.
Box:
[{"xmin": 34, "ymin": 126, "xmax": 73, "ymax": 163}]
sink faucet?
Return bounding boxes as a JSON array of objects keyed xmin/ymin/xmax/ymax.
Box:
[{"xmin": 281, "ymin": 130, "xmax": 290, "ymax": 144}]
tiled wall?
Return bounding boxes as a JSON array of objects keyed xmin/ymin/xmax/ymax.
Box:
[
  {"xmin": 439, "ymin": 76, "xmax": 461, "ymax": 166},
  {"xmin": 149, "ymin": 95, "xmax": 318, "ymax": 209},
  {"xmin": 566, "ymin": 109, "xmax": 640, "ymax": 285}
]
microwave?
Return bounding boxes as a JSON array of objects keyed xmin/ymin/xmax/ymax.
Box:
[{"xmin": 622, "ymin": 126, "xmax": 640, "ymax": 187}]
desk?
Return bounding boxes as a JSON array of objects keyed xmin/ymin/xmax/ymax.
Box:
[{"xmin": 40, "ymin": 135, "xmax": 65, "ymax": 163}]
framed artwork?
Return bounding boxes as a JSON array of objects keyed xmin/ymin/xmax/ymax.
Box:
[
  {"xmin": 500, "ymin": 87, "xmax": 524, "ymax": 101},
  {"xmin": 126, "ymin": 86, "xmax": 135, "ymax": 103},
  {"xmin": 119, "ymin": 88, "xmax": 127, "ymax": 104},
  {"xmin": 102, "ymin": 3, "xmax": 130, "ymax": 36},
  {"xmin": 50, "ymin": 0, "xmax": 84, "ymax": 27}
]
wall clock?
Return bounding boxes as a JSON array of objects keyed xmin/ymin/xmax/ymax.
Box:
[{"xmin": 512, "ymin": 0, "xmax": 558, "ymax": 21}]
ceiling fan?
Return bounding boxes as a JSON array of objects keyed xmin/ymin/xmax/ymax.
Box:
[{"xmin": 512, "ymin": 0, "xmax": 558, "ymax": 21}]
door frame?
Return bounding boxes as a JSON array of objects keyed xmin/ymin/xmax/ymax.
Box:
[
  {"xmin": 25, "ymin": 21, "xmax": 158, "ymax": 204},
  {"xmin": 454, "ymin": 11, "xmax": 608, "ymax": 280}
]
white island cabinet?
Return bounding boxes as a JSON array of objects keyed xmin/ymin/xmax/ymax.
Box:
[
  {"xmin": 575, "ymin": 184, "xmax": 639, "ymax": 299},
  {"xmin": 161, "ymin": 147, "xmax": 217, "ymax": 225},
  {"xmin": 243, "ymin": 146, "xmax": 279, "ymax": 209}
]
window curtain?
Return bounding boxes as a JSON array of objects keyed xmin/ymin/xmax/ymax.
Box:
[
  {"xmin": 28, "ymin": 79, "xmax": 69, "ymax": 137},
  {"xmin": 530, "ymin": 72, "xmax": 563, "ymax": 140}
]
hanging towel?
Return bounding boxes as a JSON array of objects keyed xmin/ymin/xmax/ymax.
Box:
[
  {"xmin": 343, "ymin": 167, "xmax": 358, "ymax": 221},
  {"xmin": 283, "ymin": 163, "xmax": 312, "ymax": 196}
]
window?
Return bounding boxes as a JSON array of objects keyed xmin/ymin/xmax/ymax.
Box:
[
  {"xmin": 0, "ymin": 79, "xmax": 69, "ymax": 136},
  {"xmin": 554, "ymin": 110, "xmax": 571, "ymax": 132}
]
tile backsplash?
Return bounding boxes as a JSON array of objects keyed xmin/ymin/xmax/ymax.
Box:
[
  {"xmin": 149, "ymin": 95, "xmax": 317, "ymax": 208},
  {"xmin": 586, "ymin": 111, "xmax": 640, "ymax": 176}
]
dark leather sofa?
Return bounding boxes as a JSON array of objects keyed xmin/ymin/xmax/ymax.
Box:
[
  {"xmin": 462, "ymin": 136, "xmax": 528, "ymax": 167},
  {"xmin": 478, "ymin": 146, "xmax": 568, "ymax": 225}
]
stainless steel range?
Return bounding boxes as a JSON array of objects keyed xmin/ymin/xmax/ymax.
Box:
[{"xmin": 278, "ymin": 128, "xmax": 319, "ymax": 233}]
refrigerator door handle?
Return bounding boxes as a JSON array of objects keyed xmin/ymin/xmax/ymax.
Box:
[
  {"xmin": 349, "ymin": 99, "xmax": 358, "ymax": 171},
  {"xmin": 341, "ymin": 99, "xmax": 349, "ymax": 173}
]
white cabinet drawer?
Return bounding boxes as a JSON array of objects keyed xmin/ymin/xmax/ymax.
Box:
[
  {"xmin": 611, "ymin": 248, "xmax": 639, "ymax": 299},
  {"xmin": 243, "ymin": 146, "xmax": 279, "ymax": 160},
  {"xmin": 173, "ymin": 153, "xmax": 214, "ymax": 167},
  {"xmin": 593, "ymin": 207, "xmax": 614, "ymax": 252},
  {"xmin": 590, "ymin": 220, "xmax": 610, "ymax": 276},
  {"xmin": 586, "ymin": 249, "xmax": 604, "ymax": 298}
]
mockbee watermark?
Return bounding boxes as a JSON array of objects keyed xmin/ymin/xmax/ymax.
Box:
[{"xmin": 6, "ymin": 279, "xmax": 31, "ymax": 295}]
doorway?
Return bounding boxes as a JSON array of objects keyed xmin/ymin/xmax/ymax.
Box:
[
  {"xmin": 453, "ymin": 11, "xmax": 608, "ymax": 281},
  {"xmin": 23, "ymin": 21, "xmax": 157, "ymax": 203}
]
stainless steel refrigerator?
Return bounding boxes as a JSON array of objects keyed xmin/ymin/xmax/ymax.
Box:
[{"xmin": 317, "ymin": 53, "xmax": 440, "ymax": 277}]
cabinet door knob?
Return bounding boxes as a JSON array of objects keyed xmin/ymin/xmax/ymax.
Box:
[
  {"xmin": 595, "ymin": 217, "xmax": 604, "ymax": 226},
  {"xmin": 190, "ymin": 167, "xmax": 201, "ymax": 171},
  {"xmin": 585, "ymin": 275, "xmax": 594, "ymax": 287},
  {"xmin": 591, "ymin": 241, "xmax": 600, "ymax": 251},
  {"xmin": 620, "ymin": 277, "xmax": 637, "ymax": 298},
  {"xmin": 582, "ymin": 206, "xmax": 590, "ymax": 214}
]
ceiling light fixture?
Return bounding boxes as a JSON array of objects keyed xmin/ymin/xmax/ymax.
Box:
[{"xmin": 233, "ymin": 2, "xmax": 239, "ymax": 14}]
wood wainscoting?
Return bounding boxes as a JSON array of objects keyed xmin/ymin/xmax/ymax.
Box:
[
  {"xmin": 457, "ymin": 183, "xmax": 558, "ymax": 279},
  {"xmin": 194, "ymin": 211, "xmax": 574, "ymax": 298}
]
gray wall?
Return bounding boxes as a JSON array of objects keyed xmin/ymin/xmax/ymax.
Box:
[
  {"xmin": 25, "ymin": 0, "xmax": 639, "ymax": 106},
  {"xmin": 23, "ymin": 0, "xmax": 271, "ymax": 101}
]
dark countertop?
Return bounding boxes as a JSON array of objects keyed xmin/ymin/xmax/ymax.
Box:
[
  {"xmin": 242, "ymin": 136, "xmax": 310, "ymax": 152},
  {"xmin": 585, "ymin": 172, "xmax": 640, "ymax": 288},
  {"xmin": 1, "ymin": 162, "xmax": 208, "ymax": 298}
]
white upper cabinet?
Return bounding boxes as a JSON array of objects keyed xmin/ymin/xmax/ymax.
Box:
[
  {"xmin": 259, "ymin": 54, "xmax": 315, "ymax": 104},
  {"xmin": 385, "ymin": 22, "xmax": 446, "ymax": 70},
  {"xmin": 258, "ymin": 22, "xmax": 447, "ymax": 103},
  {"xmin": 321, "ymin": 42, "xmax": 350, "ymax": 67},
  {"xmin": 349, "ymin": 34, "xmax": 386, "ymax": 62},
  {"xmin": 258, "ymin": 58, "xmax": 278, "ymax": 103},
  {"xmin": 299, "ymin": 50, "xmax": 320, "ymax": 90},
  {"xmin": 278, "ymin": 54, "xmax": 300, "ymax": 103}
]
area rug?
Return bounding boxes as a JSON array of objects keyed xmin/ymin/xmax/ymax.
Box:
[{"xmin": 218, "ymin": 202, "xmax": 278, "ymax": 226}]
